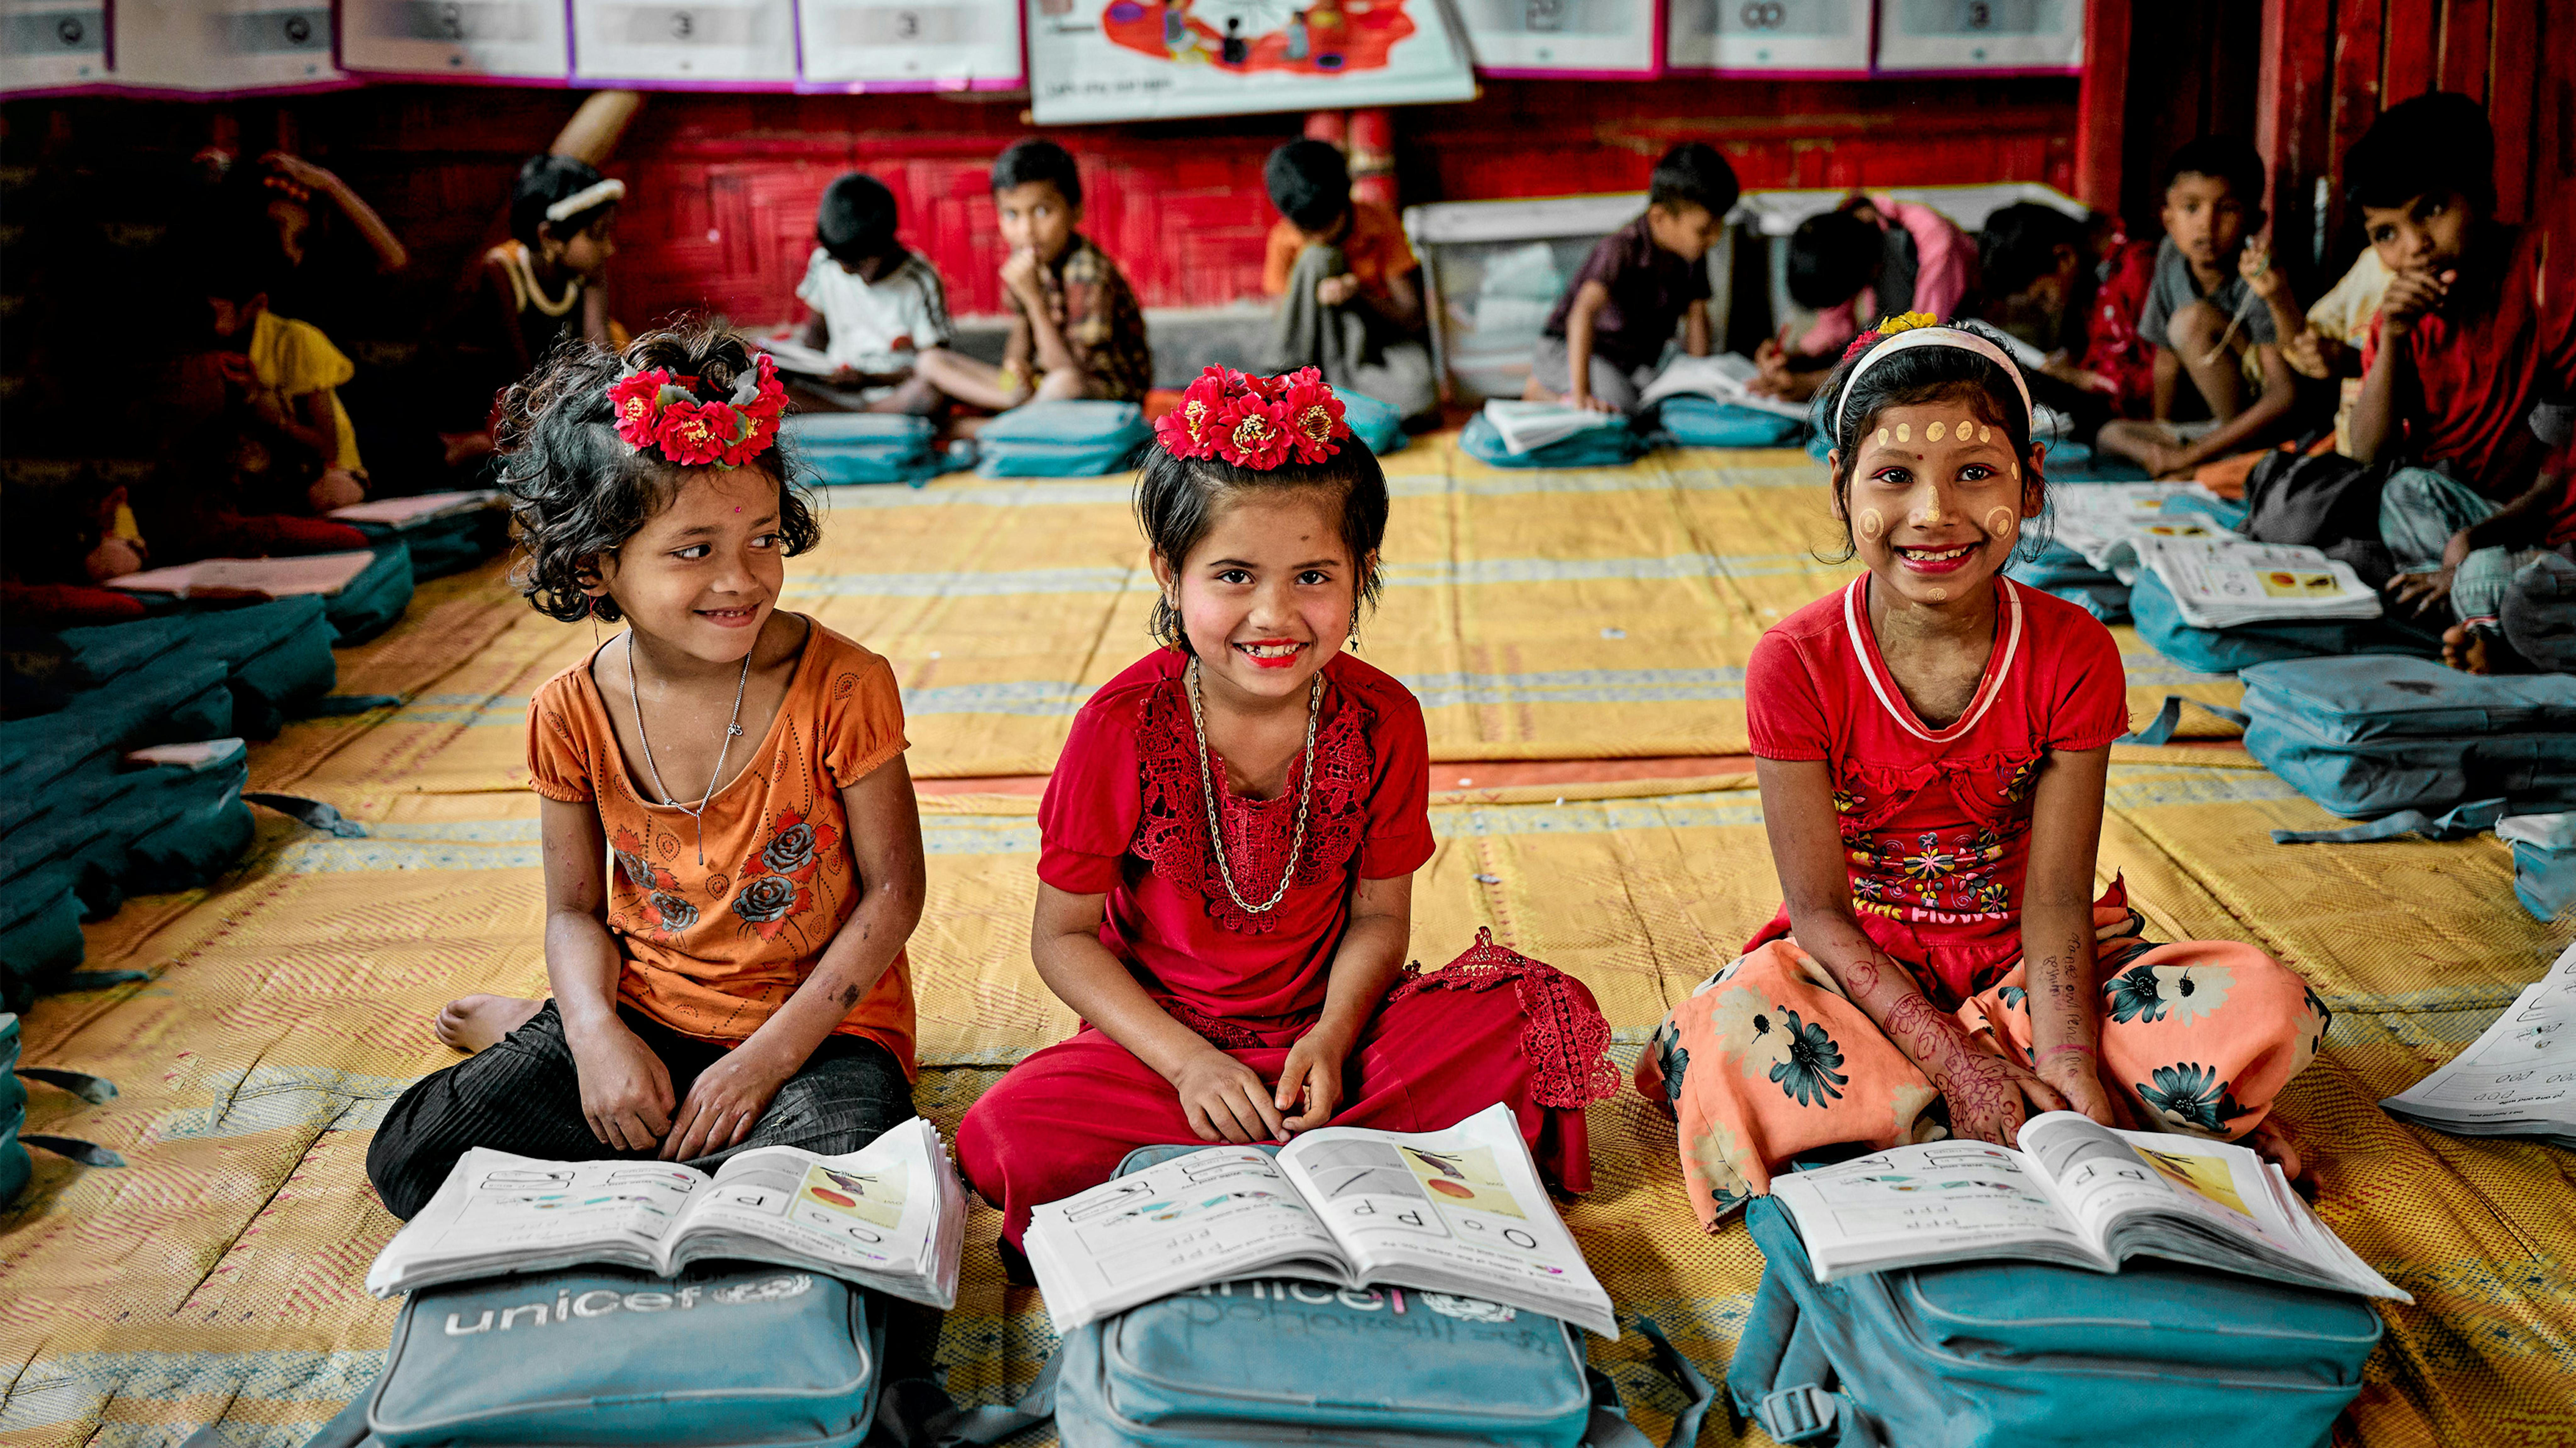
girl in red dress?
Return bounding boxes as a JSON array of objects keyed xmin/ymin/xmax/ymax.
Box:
[
  {"xmin": 1637, "ymin": 316, "xmax": 2326, "ymax": 1229},
  {"xmin": 957, "ymin": 368, "xmax": 1616, "ymax": 1251}
]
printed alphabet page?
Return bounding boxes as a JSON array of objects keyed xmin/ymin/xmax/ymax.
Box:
[
  {"xmin": 1025, "ymin": 1147, "xmax": 1345, "ymax": 1332},
  {"xmin": 2383, "ymin": 953, "xmax": 2576, "ymax": 1129},
  {"xmin": 2019, "ymin": 1112, "xmax": 2310, "ymax": 1264},
  {"xmin": 367, "ymin": 1149, "xmax": 704, "ymax": 1293},
  {"xmin": 691, "ymin": 1146, "xmax": 924, "ymax": 1273},
  {"xmin": 1765, "ymin": 1139, "xmax": 2098, "ymax": 1280},
  {"xmin": 1276, "ymin": 1103, "xmax": 1615, "ymax": 1337}
]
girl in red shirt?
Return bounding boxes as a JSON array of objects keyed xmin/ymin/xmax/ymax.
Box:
[
  {"xmin": 1637, "ymin": 317, "xmax": 2326, "ymax": 1229},
  {"xmin": 957, "ymin": 367, "xmax": 1615, "ymax": 1252}
]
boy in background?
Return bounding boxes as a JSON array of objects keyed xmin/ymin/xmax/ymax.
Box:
[
  {"xmin": 1526, "ymin": 142, "xmax": 1738, "ymax": 415},
  {"xmin": 2094, "ymin": 137, "xmax": 2302, "ymax": 477},
  {"xmin": 787, "ymin": 171, "xmax": 953, "ymax": 413},
  {"xmin": 2340, "ymin": 92, "xmax": 2575, "ymax": 639},
  {"xmin": 916, "ymin": 140, "xmax": 1152, "ymax": 411},
  {"xmin": 1753, "ymin": 191, "xmax": 1977, "ymax": 401},
  {"xmin": 202, "ymin": 242, "xmax": 366, "ymax": 515},
  {"xmin": 1259, "ymin": 139, "xmax": 1435, "ymax": 420},
  {"xmin": 1976, "ymin": 200, "xmax": 2159, "ymax": 420}
]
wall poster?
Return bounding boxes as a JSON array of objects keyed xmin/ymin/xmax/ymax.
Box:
[
  {"xmin": 1025, "ymin": 0, "xmax": 1477, "ymax": 124},
  {"xmin": 115, "ymin": 0, "xmax": 343, "ymax": 90},
  {"xmin": 570, "ymin": 0, "xmax": 799, "ymax": 83},
  {"xmin": 1872, "ymin": 0, "xmax": 2082, "ymax": 72},
  {"xmin": 338, "ymin": 0, "xmax": 574, "ymax": 80},
  {"xmin": 1665, "ymin": 0, "xmax": 1868, "ymax": 73},
  {"xmin": 796, "ymin": 0, "xmax": 1024, "ymax": 89},
  {"xmin": 0, "ymin": 0, "xmax": 109, "ymax": 92},
  {"xmin": 1453, "ymin": 0, "xmax": 1658, "ymax": 78}
]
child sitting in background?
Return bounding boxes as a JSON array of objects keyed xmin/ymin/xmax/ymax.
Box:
[
  {"xmin": 2093, "ymin": 138, "xmax": 2302, "ymax": 478},
  {"xmin": 0, "ymin": 472, "xmax": 151, "ymax": 628},
  {"xmin": 438, "ymin": 155, "xmax": 624, "ymax": 463},
  {"xmin": 785, "ymin": 171, "xmax": 953, "ymax": 414},
  {"xmin": 1753, "ymin": 193, "xmax": 1977, "ymax": 402},
  {"xmin": 2340, "ymin": 93, "xmax": 2576, "ymax": 641},
  {"xmin": 1525, "ymin": 141, "xmax": 1738, "ymax": 415},
  {"xmin": 1976, "ymin": 201, "xmax": 2159, "ymax": 421},
  {"xmin": 1258, "ymin": 139, "xmax": 1436, "ymax": 421},
  {"xmin": 202, "ymin": 240, "xmax": 366, "ymax": 514},
  {"xmin": 915, "ymin": 140, "xmax": 1153, "ymax": 411},
  {"xmin": 370, "ymin": 322, "xmax": 925, "ymax": 1219}
]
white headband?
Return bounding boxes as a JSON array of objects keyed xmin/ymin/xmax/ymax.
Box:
[
  {"xmin": 545, "ymin": 178, "xmax": 626, "ymax": 223},
  {"xmin": 1833, "ymin": 325, "xmax": 2033, "ymax": 439}
]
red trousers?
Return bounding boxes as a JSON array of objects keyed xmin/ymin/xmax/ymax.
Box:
[{"xmin": 957, "ymin": 948, "xmax": 1609, "ymax": 1247}]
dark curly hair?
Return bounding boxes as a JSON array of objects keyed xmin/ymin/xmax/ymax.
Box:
[
  {"xmin": 1809, "ymin": 321, "xmax": 2052, "ymax": 565},
  {"xmin": 495, "ymin": 319, "xmax": 818, "ymax": 624},
  {"xmin": 1135, "ymin": 436, "xmax": 1388, "ymax": 654}
]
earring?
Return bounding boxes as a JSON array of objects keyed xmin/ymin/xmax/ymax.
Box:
[
  {"xmin": 1346, "ymin": 618, "xmax": 1362, "ymax": 651},
  {"xmin": 1151, "ymin": 595, "xmax": 1181, "ymax": 650}
]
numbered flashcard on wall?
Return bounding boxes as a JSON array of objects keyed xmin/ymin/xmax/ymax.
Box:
[
  {"xmin": 1026, "ymin": 0, "xmax": 1478, "ymax": 124},
  {"xmin": 571, "ymin": 0, "xmax": 798, "ymax": 82},
  {"xmin": 340, "ymin": 0, "xmax": 573, "ymax": 80},
  {"xmin": 1452, "ymin": 0, "xmax": 1657, "ymax": 77},
  {"xmin": 0, "ymin": 0, "xmax": 109, "ymax": 91},
  {"xmin": 1666, "ymin": 0, "xmax": 1867, "ymax": 72},
  {"xmin": 1873, "ymin": 0, "xmax": 2081, "ymax": 72},
  {"xmin": 797, "ymin": 0, "xmax": 1023, "ymax": 88},
  {"xmin": 115, "ymin": 0, "xmax": 343, "ymax": 90}
]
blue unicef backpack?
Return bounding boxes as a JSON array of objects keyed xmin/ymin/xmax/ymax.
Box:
[
  {"xmin": 784, "ymin": 413, "xmax": 947, "ymax": 486},
  {"xmin": 1336, "ymin": 388, "xmax": 1408, "ymax": 456},
  {"xmin": 2128, "ymin": 571, "xmax": 2441, "ymax": 675},
  {"xmin": 1729, "ymin": 1196, "xmax": 2380, "ymax": 1448},
  {"xmin": 1652, "ymin": 396, "xmax": 1803, "ymax": 449},
  {"xmin": 2500, "ymin": 813, "xmax": 2575, "ymax": 921},
  {"xmin": 934, "ymin": 1144, "xmax": 1713, "ymax": 1448},
  {"xmin": 976, "ymin": 401, "xmax": 1153, "ymax": 478},
  {"xmin": 297, "ymin": 1263, "xmax": 887, "ymax": 1448},
  {"xmin": 1459, "ymin": 413, "xmax": 1645, "ymax": 470},
  {"xmin": 2238, "ymin": 655, "xmax": 2576, "ymax": 818}
]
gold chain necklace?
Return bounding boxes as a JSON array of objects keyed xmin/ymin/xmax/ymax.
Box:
[
  {"xmin": 1185, "ymin": 657, "xmax": 1323, "ymax": 916},
  {"xmin": 627, "ymin": 636, "xmax": 752, "ymax": 867}
]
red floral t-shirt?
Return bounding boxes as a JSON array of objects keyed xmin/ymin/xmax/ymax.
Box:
[
  {"xmin": 1038, "ymin": 648, "xmax": 1437, "ymax": 1044},
  {"xmin": 1745, "ymin": 578, "xmax": 2131, "ymax": 1001},
  {"xmin": 525, "ymin": 620, "xmax": 916, "ymax": 1072}
]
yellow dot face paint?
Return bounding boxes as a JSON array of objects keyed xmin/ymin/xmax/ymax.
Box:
[
  {"xmin": 1928, "ymin": 422, "xmax": 1946, "ymax": 441},
  {"xmin": 1959, "ymin": 416, "xmax": 1979, "ymax": 441},
  {"xmin": 1927, "ymin": 586, "xmax": 1950, "ymax": 602},
  {"xmin": 1877, "ymin": 427, "xmax": 1891, "ymax": 447},
  {"xmin": 1895, "ymin": 423, "xmax": 1911, "ymax": 443},
  {"xmin": 1857, "ymin": 508, "xmax": 1887, "ymax": 539},
  {"xmin": 1977, "ymin": 425, "xmax": 1993, "ymax": 444},
  {"xmin": 1985, "ymin": 506, "xmax": 2018, "ymax": 538}
]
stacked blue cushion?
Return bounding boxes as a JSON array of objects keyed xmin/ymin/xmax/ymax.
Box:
[
  {"xmin": 2, "ymin": 1012, "xmax": 27, "ymax": 1204},
  {"xmin": 1335, "ymin": 389, "xmax": 1406, "ymax": 457},
  {"xmin": 1654, "ymin": 396, "xmax": 1805, "ymax": 449},
  {"xmin": 1459, "ymin": 413, "xmax": 1645, "ymax": 469},
  {"xmin": 785, "ymin": 413, "xmax": 947, "ymax": 485},
  {"xmin": 2238, "ymin": 656, "xmax": 2576, "ymax": 819},
  {"xmin": 348, "ymin": 503, "xmax": 508, "ymax": 581},
  {"xmin": 2499, "ymin": 814, "xmax": 2574, "ymax": 922},
  {"xmin": 2007, "ymin": 542, "xmax": 2130, "ymax": 623},
  {"xmin": 2130, "ymin": 571, "xmax": 2441, "ymax": 675},
  {"xmin": 975, "ymin": 401, "xmax": 1152, "ymax": 478}
]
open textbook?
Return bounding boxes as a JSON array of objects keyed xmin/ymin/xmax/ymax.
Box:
[
  {"xmin": 1024, "ymin": 1102, "xmax": 1616, "ymax": 1337},
  {"xmin": 1768, "ymin": 1111, "xmax": 2408, "ymax": 1301},
  {"xmin": 106, "ymin": 551, "xmax": 377, "ymax": 600},
  {"xmin": 756, "ymin": 335, "xmax": 844, "ymax": 378},
  {"xmin": 1634, "ymin": 353, "xmax": 1811, "ymax": 421},
  {"xmin": 365, "ymin": 1117, "xmax": 965, "ymax": 1309},
  {"xmin": 2134, "ymin": 533, "xmax": 2382, "ymax": 629},
  {"xmin": 1480, "ymin": 399, "xmax": 1627, "ymax": 455},
  {"xmin": 2383, "ymin": 941, "xmax": 2576, "ymax": 1148},
  {"xmin": 327, "ymin": 489, "xmax": 501, "ymax": 528},
  {"xmin": 2047, "ymin": 484, "xmax": 2235, "ymax": 582}
]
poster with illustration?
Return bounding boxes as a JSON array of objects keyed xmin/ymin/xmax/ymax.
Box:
[
  {"xmin": 1664, "ymin": 0, "xmax": 1869, "ymax": 74},
  {"xmin": 339, "ymin": 0, "xmax": 574, "ymax": 80},
  {"xmin": 1452, "ymin": 0, "xmax": 1656, "ymax": 77},
  {"xmin": 0, "ymin": 0, "xmax": 109, "ymax": 92},
  {"xmin": 114, "ymin": 0, "xmax": 344, "ymax": 91},
  {"xmin": 1872, "ymin": 0, "xmax": 2082, "ymax": 73},
  {"xmin": 571, "ymin": 0, "xmax": 799, "ymax": 83},
  {"xmin": 1025, "ymin": 0, "xmax": 1476, "ymax": 124},
  {"xmin": 797, "ymin": 0, "xmax": 1024, "ymax": 88}
]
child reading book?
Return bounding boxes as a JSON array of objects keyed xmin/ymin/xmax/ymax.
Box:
[
  {"xmin": 956, "ymin": 366, "xmax": 1616, "ymax": 1254},
  {"xmin": 1258, "ymin": 139, "xmax": 1436, "ymax": 421},
  {"xmin": 1636, "ymin": 315, "xmax": 2329, "ymax": 1230},
  {"xmin": 1524, "ymin": 142, "xmax": 1737, "ymax": 415},
  {"xmin": 779, "ymin": 171, "xmax": 954, "ymax": 414},
  {"xmin": 366, "ymin": 322, "xmax": 925, "ymax": 1221}
]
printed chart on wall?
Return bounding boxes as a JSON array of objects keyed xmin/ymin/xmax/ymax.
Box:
[
  {"xmin": 1665, "ymin": 0, "xmax": 1869, "ymax": 74},
  {"xmin": 571, "ymin": 0, "xmax": 799, "ymax": 83},
  {"xmin": 797, "ymin": 0, "xmax": 1024, "ymax": 89},
  {"xmin": 1452, "ymin": 0, "xmax": 1656, "ymax": 78},
  {"xmin": 1025, "ymin": 0, "xmax": 1476, "ymax": 124},
  {"xmin": 340, "ymin": 0, "xmax": 574, "ymax": 80},
  {"xmin": 114, "ymin": 0, "xmax": 343, "ymax": 91},
  {"xmin": 0, "ymin": 0, "xmax": 109, "ymax": 92},
  {"xmin": 1873, "ymin": 0, "xmax": 2082, "ymax": 72}
]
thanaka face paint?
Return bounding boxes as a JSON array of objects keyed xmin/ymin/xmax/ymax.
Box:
[{"xmin": 1857, "ymin": 508, "xmax": 1887, "ymax": 538}]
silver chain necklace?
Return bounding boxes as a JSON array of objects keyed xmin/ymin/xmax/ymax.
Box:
[
  {"xmin": 627, "ymin": 634, "xmax": 752, "ymax": 866},
  {"xmin": 1185, "ymin": 657, "xmax": 1323, "ymax": 916}
]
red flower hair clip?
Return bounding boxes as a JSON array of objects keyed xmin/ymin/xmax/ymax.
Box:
[
  {"xmin": 1153, "ymin": 365, "xmax": 1351, "ymax": 469},
  {"xmin": 607, "ymin": 352, "xmax": 788, "ymax": 469}
]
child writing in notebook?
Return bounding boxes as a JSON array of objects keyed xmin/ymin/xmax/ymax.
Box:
[
  {"xmin": 957, "ymin": 365, "xmax": 1616, "ymax": 1255},
  {"xmin": 1636, "ymin": 314, "xmax": 2329, "ymax": 1229},
  {"xmin": 367, "ymin": 322, "xmax": 925, "ymax": 1220}
]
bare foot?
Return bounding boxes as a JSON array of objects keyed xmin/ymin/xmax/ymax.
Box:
[
  {"xmin": 435, "ymin": 994, "xmax": 543, "ymax": 1052},
  {"xmin": 2248, "ymin": 1115, "xmax": 2306, "ymax": 1184}
]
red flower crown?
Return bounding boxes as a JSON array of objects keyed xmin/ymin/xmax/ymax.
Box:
[
  {"xmin": 606, "ymin": 352, "xmax": 789, "ymax": 469},
  {"xmin": 1152, "ymin": 365, "xmax": 1352, "ymax": 469}
]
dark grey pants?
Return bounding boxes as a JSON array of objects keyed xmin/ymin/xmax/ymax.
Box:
[
  {"xmin": 366, "ymin": 1001, "xmax": 915, "ymax": 1220},
  {"xmin": 1263, "ymin": 241, "xmax": 1440, "ymax": 420}
]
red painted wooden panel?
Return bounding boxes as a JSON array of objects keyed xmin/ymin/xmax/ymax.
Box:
[
  {"xmin": 2437, "ymin": 0, "xmax": 2489, "ymax": 101},
  {"xmin": 2328, "ymin": 0, "xmax": 2386, "ymax": 231},
  {"xmin": 2257, "ymin": 0, "xmax": 2337, "ymax": 272},
  {"xmin": 2075, "ymin": 0, "xmax": 2132, "ymax": 213},
  {"xmin": 2487, "ymin": 0, "xmax": 2538, "ymax": 220},
  {"xmin": 2383, "ymin": 0, "xmax": 2441, "ymax": 101}
]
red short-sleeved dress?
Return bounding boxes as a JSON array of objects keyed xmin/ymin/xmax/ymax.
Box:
[
  {"xmin": 957, "ymin": 648, "xmax": 1617, "ymax": 1246},
  {"xmin": 1634, "ymin": 578, "xmax": 2328, "ymax": 1229}
]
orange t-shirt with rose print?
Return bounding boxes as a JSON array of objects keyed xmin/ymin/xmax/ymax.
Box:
[{"xmin": 524, "ymin": 620, "xmax": 917, "ymax": 1077}]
